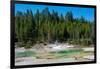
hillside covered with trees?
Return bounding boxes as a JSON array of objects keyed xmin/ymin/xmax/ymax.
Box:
[{"xmin": 15, "ymin": 7, "xmax": 95, "ymax": 48}]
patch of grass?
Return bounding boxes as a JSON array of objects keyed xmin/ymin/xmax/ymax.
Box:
[{"xmin": 55, "ymin": 54, "xmax": 68, "ymax": 58}]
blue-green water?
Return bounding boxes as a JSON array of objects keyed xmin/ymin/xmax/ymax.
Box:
[
  {"xmin": 15, "ymin": 51, "xmax": 36, "ymax": 58},
  {"xmin": 50, "ymin": 49, "xmax": 83, "ymax": 54},
  {"xmin": 15, "ymin": 49, "xmax": 83, "ymax": 58}
]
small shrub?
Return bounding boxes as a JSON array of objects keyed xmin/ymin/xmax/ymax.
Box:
[
  {"xmin": 80, "ymin": 39, "xmax": 92, "ymax": 46},
  {"xmin": 15, "ymin": 42, "xmax": 25, "ymax": 48},
  {"xmin": 24, "ymin": 40, "xmax": 33, "ymax": 49}
]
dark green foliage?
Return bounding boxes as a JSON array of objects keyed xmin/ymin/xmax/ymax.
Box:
[
  {"xmin": 65, "ymin": 11, "xmax": 73, "ymax": 22},
  {"xmin": 15, "ymin": 7, "xmax": 95, "ymax": 48}
]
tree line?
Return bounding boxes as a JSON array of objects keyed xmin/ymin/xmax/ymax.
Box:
[{"xmin": 15, "ymin": 7, "xmax": 95, "ymax": 48}]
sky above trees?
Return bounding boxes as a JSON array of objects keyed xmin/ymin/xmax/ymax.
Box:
[{"xmin": 15, "ymin": 3, "xmax": 95, "ymax": 22}]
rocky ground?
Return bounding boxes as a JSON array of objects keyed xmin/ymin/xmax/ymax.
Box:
[{"xmin": 15, "ymin": 43, "xmax": 94, "ymax": 66}]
